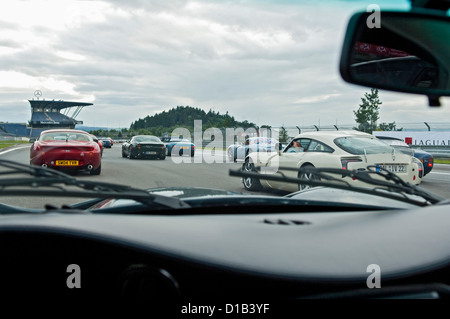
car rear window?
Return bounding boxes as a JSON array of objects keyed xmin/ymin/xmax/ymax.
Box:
[
  {"xmin": 334, "ymin": 137, "xmax": 393, "ymax": 155},
  {"xmin": 135, "ymin": 136, "xmax": 161, "ymax": 143},
  {"xmin": 40, "ymin": 132, "xmax": 92, "ymax": 142}
]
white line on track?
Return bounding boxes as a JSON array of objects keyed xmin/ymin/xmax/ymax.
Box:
[
  {"xmin": 0, "ymin": 145, "xmax": 30, "ymax": 155},
  {"xmin": 429, "ymin": 171, "xmax": 450, "ymax": 176}
]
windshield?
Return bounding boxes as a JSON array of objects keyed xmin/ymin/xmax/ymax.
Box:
[
  {"xmin": 0, "ymin": 0, "xmax": 447, "ymax": 209},
  {"xmin": 132, "ymin": 136, "xmax": 161, "ymax": 143},
  {"xmin": 40, "ymin": 132, "xmax": 92, "ymax": 142},
  {"xmin": 2, "ymin": 0, "xmax": 450, "ymax": 307}
]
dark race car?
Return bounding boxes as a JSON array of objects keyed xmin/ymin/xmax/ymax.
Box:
[
  {"xmin": 122, "ymin": 135, "xmax": 166, "ymax": 160},
  {"xmin": 101, "ymin": 138, "xmax": 112, "ymax": 148},
  {"xmin": 376, "ymin": 136, "xmax": 434, "ymax": 176}
]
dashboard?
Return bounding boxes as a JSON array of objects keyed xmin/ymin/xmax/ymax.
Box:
[{"xmin": 1, "ymin": 204, "xmax": 450, "ymax": 310}]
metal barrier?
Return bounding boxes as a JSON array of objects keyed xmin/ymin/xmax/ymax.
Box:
[{"xmin": 414, "ymin": 146, "xmax": 450, "ymax": 159}]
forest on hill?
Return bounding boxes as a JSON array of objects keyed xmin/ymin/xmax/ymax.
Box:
[{"xmin": 129, "ymin": 106, "xmax": 256, "ymax": 136}]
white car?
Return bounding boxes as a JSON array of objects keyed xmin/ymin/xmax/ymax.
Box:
[
  {"xmin": 242, "ymin": 130, "xmax": 424, "ymax": 192},
  {"xmin": 227, "ymin": 136, "xmax": 280, "ymax": 162}
]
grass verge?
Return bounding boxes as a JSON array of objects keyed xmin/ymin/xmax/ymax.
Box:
[
  {"xmin": 0, "ymin": 140, "xmax": 29, "ymax": 150},
  {"xmin": 434, "ymin": 159, "xmax": 450, "ymax": 165}
]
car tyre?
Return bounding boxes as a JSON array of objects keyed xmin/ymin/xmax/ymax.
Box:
[
  {"xmin": 298, "ymin": 164, "xmax": 319, "ymax": 191},
  {"xmin": 90, "ymin": 164, "xmax": 101, "ymax": 175},
  {"xmin": 122, "ymin": 150, "xmax": 127, "ymax": 158},
  {"xmin": 242, "ymin": 158, "xmax": 262, "ymax": 191}
]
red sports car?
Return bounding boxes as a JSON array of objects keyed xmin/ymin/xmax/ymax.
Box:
[
  {"xmin": 30, "ymin": 129, "xmax": 102, "ymax": 175},
  {"xmin": 90, "ymin": 134, "xmax": 104, "ymax": 156}
]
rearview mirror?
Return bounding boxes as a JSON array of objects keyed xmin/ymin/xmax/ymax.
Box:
[{"xmin": 340, "ymin": 10, "xmax": 450, "ymax": 106}]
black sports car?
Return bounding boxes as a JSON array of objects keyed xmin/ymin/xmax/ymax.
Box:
[
  {"xmin": 122, "ymin": 135, "xmax": 166, "ymax": 160},
  {"xmin": 377, "ymin": 136, "xmax": 434, "ymax": 176}
]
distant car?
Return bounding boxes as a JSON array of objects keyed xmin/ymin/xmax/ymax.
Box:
[
  {"xmin": 227, "ymin": 137, "xmax": 279, "ymax": 162},
  {"xmin": 122, "ymin": 135, "xmax": 166, "ymax": 160},
  {"xmin": 376, "ymin": 136, "xmax": 434, "ymax": 176},
  {"xmin": 30, "ymin": 129, "xmax": 102, "ymax": 175},
  {"xmin": 107, "ymin": 137, "xmax": 114, "ymax": 147},
  {"xmin": 242, "ymin": 130, "xmax": 424, "ymax": 192},
  {"xmin": 101, "ymin": 139, "xmax": 112, "ymax": 148},
  {"xmin": 90, "ymin": 134, "xmax": 103, "ymax": 156},
  {"xmin": 162, "ymin": 137, "xmax": 195, "ymax": 157}
]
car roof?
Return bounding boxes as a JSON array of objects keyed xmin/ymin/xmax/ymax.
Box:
[
  {"xmin": 132, "ymin": 135, "xmax": 161, "ymax": 139},
  {"xmin": 375, "ymin": 136, "xmax": 403, "ymax": 141},
  {"xmin": 292, "ymin": 130, "xmax": 372, "ymax": 140},
  {"xmin": 41, "ymin": 129, "xmax": 89, "ymax": 135}
]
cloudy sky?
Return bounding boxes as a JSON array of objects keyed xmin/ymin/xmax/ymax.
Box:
[{"xmin": 0, "ymin": 0, "xmax": 448, "ymax": 130}]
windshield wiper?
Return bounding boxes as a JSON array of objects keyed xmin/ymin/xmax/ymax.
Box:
[
  {"xmin": 0, "ymin": 159, "xmax": 190, "ymax": 209},
  {"xmin": 229, "ymin": 165, "xmax": 445, "ymax": 207}
]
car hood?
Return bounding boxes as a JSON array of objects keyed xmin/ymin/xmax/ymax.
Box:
[
  {"xmin": 285, "ymin": 187, "xmax": 421, "ymax": 209},
  {"xmin": 87, "ymin": 187, "xmax": 240, "ymax": 210},
  {"xmin": 85, "ymin": 186, "xmax": 421, "ymax": 212}
]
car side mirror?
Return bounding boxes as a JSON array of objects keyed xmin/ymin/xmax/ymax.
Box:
[{"xmin": 339, "ymin": 10, "xmax": 450, "ymax": 106}]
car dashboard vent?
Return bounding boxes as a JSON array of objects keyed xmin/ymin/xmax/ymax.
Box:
[{"xmin": 263, "ymin": 219, "xmax": 311, "ymax": 226}]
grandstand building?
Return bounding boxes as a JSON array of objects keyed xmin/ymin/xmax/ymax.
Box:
[{"xmin": 0, "ymin": 98, "xmax": 93, "ymax": 138}]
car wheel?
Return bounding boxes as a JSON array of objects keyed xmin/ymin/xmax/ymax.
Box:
[
  {"xmin": 160, "ymin": 154, "xmax": 166, "ymax": 160},
  {"xmin": 242, "ymin": 158, "xmax": 262, "ymax": 191},
  {"xmin": 298, "ymin": 164, "xmax": 319, "ymax": 191},
  {"xmin": 90, "ymin": 164, "xmax": 101, "ymax": 175},
  {"xmin": 166, "ymin": 147, "xmax": 171, "ymax": 156},
  {"xmin": 122, "ymin": 150, "xmax": 127, "ymax": 158}
]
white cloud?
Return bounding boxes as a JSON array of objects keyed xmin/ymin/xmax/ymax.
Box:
[{"xmin": 0, "ymin": 0, "xmax": 445, "ymax": 130}]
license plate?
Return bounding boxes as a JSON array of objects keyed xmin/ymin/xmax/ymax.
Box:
[
  {"xmin": 56, "ymin": 160, "xmax": 79, "ymax": 166},
  {"xmin": 376, "ymin": 164, "xmax": 406, "ymax": 173},
  {"xmin": 145, "ymin": 151, "xmax": 157, "ymax": 155},
  {"xmin": 181, "ymin": 146, "xmax": 189, "ymax": 149}
]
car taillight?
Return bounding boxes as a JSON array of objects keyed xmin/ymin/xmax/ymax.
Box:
[
  {"xmin": 341, "ymin": 158, "xmax": 363, "ymax": 170},
  {"xmin": 138, "ymin": 144, "xmax": 141, "ymax": 149},
  {"xmin": 429, "ymin": 158, "xmax": 433, "ymax": 167}
]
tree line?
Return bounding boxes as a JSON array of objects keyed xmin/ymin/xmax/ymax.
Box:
[
  {"xmin": 89, "ymin": 91, "xmax": 400, "ymax": 140},
  {"xmin": 128, "ymin": 106, "xmax": 256, "ymax": 137},
  {"xmin": 90, "ymin": 106, "xmax": 257, "ymax": 139}
]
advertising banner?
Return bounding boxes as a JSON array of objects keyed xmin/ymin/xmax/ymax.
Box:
[{"xmin": 373, "ymin": 131, "xmax": 450, "ymax": 146}]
